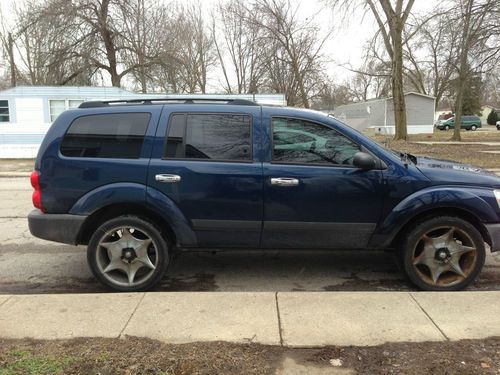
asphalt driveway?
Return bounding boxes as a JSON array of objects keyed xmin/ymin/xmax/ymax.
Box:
[{"xmin": 1, "ymin": 177, "xmax": 499, "ymax": 294}]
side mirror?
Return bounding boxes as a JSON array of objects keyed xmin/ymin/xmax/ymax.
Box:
[{"xmin": 353, "ymin": 152, "xmax": 376, "ymax": 171}]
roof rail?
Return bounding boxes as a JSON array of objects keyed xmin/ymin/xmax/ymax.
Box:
[{"xmin": 78, "ymin": 97, "xmax": 259, "ymax": 108}]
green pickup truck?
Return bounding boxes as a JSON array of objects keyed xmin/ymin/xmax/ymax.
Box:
[{"xmin": 436, "ymin": 115, "xmax": 481, "ymax": 131}]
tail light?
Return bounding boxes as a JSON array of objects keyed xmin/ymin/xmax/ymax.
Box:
[{"xmin": 31, "ymin": 170, "xmax": 45, "ymax": 212}]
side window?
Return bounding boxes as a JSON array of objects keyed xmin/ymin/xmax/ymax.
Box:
[
  {"xmin": 165, "ymin": 113, "xmax": 252, "ymax": 161},
  {"xmin": 272, "ymin": 117, "xmax": 360, "ymax": 166},
  {"xmin": 60, "ymin": 113, "xmax": 150, "ymax": 158}
]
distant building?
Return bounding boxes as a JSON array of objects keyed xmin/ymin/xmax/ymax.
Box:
[
  {"xmin": 334, "ymin": 92, "xmax": 436, "ymax": 135},
  {"xmin": 0, "ymin": 86, "xmax": 286, "ymax": 158}
]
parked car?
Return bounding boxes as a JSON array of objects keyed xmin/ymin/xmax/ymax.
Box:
[
  {"xmin": 436, "ymin": 115, "xmax": 482, "ymax": 131},
  {"xmin": 28, "ymin": 99, "xmax": 500, "ymax": 292}
]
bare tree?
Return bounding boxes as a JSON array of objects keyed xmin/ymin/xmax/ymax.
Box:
[
  {"xmin": 403, "ymin": 13, "xmax": 459, "ymax": 109},
  {"xmin": 326, "ymin": 0, "xmax": 415, "ymax": 140},
  {"xmin": 248, "ymin": 0, "xmax": 331, "ymax": 108},
  {"xmin": 449, "ymin": 0, "xmax": 499, "ymax": 141},
  {"xmin": 212, "ymin": 0, "xmax": 266, "ymax": 94}
]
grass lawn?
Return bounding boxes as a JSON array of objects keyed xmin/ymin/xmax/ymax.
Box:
[
  {"xmin": 0, "ymin": 336, "xmax": 499, "ymax": 375},
  {"xmin": 370, "ymin": 128, "xmax": 500, "ymax": 170}
]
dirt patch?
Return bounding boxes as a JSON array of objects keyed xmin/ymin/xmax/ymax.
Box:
[
  {"xmin": 0, "ymin": 336, "xmax": 499, "ymax": 374},
  {"xmin": 156, "ymin": 272, "xmax": 219, "ymax": 291}
]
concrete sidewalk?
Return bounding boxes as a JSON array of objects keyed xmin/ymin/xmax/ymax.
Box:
[{"xmin": 0, "ymin": 291, "xmax": 499, "ymax": 346}]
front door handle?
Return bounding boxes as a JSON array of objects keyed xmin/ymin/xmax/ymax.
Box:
[
  {"xmin": 155, "ymin": 174, "xmax": 181, "ymax": 183},
  {"xmin": 270, "ymin": 177, "xmax": 299, "ymax": 187}
]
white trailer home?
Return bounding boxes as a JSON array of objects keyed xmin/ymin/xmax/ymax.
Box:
[{"xmin": 0, "ymin": 86, "xmax": 286, "ymax": 158}]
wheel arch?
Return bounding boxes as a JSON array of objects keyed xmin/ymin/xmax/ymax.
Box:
[
  {"xmin": 77, "ymin": 203, "xmax": 177, "ymax": 246},
  {"xmin": 391, "ymin": 206, "xmax": 492, "ymax": 249}
]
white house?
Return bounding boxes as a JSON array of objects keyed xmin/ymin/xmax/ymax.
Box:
[
  {"xmin": 0, "ymin": 86, "xmax": 286, "ymax": 158},
  {"xmin": 334, "ymin": 92, "xmax": 436, "ymax": 135}
]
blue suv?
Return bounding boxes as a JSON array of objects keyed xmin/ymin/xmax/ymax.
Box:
[{"xmin": 28, "ymin": 98, "xmax": 500, "ymax": 292}]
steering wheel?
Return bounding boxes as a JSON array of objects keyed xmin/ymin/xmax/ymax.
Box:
[{"xmin": 309, "ymin": 141, "xmax": 317, "ymax": 153}]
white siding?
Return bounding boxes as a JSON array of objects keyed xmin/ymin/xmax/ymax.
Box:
[{"xmin": 15, "ymin": 98, "xmax": 44, "ymax": 123}]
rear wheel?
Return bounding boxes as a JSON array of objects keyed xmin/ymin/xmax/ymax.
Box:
[
  {"xmin": 87, "ymin": 215, "xmax": 169, "ymax": 292},
  {"xmin": 444, "ymin": 125, "xmax": 450, "ymax": 131},
  {"xmin": 471, "ymin": 125, "xmax": 477, "ymax": 131},
  {"xmin": 401, "ymin": 216, "xmax": 485, "ymax": 291}
]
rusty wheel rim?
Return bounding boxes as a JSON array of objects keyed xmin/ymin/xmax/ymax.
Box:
[{"xmin": 412, "ymin": 226, "xmax": 477, "ymax": 287}]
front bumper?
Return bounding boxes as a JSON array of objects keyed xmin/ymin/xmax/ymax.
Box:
[
  {"xmin": 28, "ymin": 209, "xmax": 87, "ymax": 245},
  {"xmin": 486, "ymin": 223, "xmax": 500, "ymax": 252}
]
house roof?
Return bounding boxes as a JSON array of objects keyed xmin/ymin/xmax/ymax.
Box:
[
  {"xmin": 336, "ymin": 92, "xmax": 436, "ymax": 109},
  {"xmin": 0, "ymin": 86, "xmax": 136, "ymax": 98}
]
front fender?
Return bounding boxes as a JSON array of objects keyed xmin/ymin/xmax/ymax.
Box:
[{"xmin": 370, "ymin": 186, "xmax": 499, "ymax": 247}]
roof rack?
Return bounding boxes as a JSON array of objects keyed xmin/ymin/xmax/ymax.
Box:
[{"xmin": 79, "ymin": 98, "xmax": 259, "ymax": 108}]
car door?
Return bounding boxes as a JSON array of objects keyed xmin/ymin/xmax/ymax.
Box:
[
  {"xmin": 262, "ymin": 115, "xmax": 385, "ymax": 249},
  {"xmin": 148, "ymin": 105, "xmax": 263, "ymax": 248}
]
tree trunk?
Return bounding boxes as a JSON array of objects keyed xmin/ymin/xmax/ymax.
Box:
[
  {"xmin": 392, "ymin": 26, "xmax": 407, "ymax": 140},
  {"xmin": 110, "ymin": 69, "xmax": 121, "ymax": 87},
  {"xmin": 8, "ymin": 33, "xmax": 16, "ymax": 87}
]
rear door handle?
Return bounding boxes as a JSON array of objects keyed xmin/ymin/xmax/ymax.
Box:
[
  {"xmin": 155, "ymin": 174, "xmax": 181, "ymax": 183},
  {"xmin": 270, "ymin": 177, "xmax": 299, "ymax": 187}
]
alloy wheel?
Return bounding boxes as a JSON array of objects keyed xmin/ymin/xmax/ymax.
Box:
[
  {"xmin": 411, "ymin": 226, "xmax": 477, "ymax": 287},
  {"xmin": 95, "ymin": 226, "xmax": 159, "ymax": 287}
]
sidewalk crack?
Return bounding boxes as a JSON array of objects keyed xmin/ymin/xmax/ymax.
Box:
[
  {"xmin": 0, "ymin": 295, "xmax": 13, "ymax": 309},
  {"xmin": 119, "ymin": 293, "xmax": 146, "ymax": 338},
  {"xmin": 275, "ymin": 292, "xmax": 284, "ymax": 346},
  {"xmin": 409, "ymin": 293, "xmax": 449, "ymax": 341}
]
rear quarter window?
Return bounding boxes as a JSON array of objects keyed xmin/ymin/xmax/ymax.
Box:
[{"xmin": 60, "ymin": 113, "xmax": 150, "ymax": 158}]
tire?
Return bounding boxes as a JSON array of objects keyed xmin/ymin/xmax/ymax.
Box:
[
  {"xmin": 471, "ymin": 125, "xmax": 477, "ymax": 131},
  {"xmin": 444, "ymin": 125, "xmax": 450, "ymax": 131},
  {"xmin": 400, "ymin": 216, "xmax": 485, "ymax": 291},
  {"xmin": 87, "ymin": 215, "xmax": 170, "ymax": 292}
]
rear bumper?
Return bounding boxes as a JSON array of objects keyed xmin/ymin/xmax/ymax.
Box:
[
  {"xmin": 28, "ymin": 209, "xmax": 87, "ymax": 245},
  {"xmin": 486, "ymin": 223, "xmax": 500, "ymax": 252}
]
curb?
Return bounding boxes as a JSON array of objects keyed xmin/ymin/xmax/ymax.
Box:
[{"xmin": 0, "ymin": 172, "xmax": 31, "ymax": 177}]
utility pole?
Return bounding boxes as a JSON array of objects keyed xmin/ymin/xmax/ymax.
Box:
[{"xmin": 8, "ymin": 32, "xmax": 16, "ymax": 87}]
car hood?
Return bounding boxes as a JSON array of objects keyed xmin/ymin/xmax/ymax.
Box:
[{"xmin": 415, "ymin": 156, "xmax": 500, "ymax": 188}]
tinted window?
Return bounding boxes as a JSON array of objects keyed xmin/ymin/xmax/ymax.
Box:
[
  {"xmin": 165, "ymin": 113, "xmax": 251, "ymax": 161},
  {"xmin": 61, "ymin": 113, "xmax": 150, "ymax": 158},
  {"xmin": 272, "ymin": 117, "xmax": 360, "ymax": 166}
]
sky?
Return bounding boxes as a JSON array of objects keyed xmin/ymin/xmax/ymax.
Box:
[{"xmin": 0, "ymin": 0, "xmax": 437, "ymax": 89}]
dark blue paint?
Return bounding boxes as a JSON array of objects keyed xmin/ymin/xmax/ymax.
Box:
[{"xmin": 34, "ymin": 103, "xmax": 500, "ymax": 251}]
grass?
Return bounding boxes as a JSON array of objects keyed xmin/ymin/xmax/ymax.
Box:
[
  {"xmin": 0, "ymin": 349, "xmax": 75, "ymax": 375},
  {"xmin": 369, "ymin": 128, "xmax": 500, "ymax": 170}
]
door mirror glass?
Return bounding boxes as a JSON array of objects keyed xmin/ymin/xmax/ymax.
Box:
[{"xmin": 353, "ymin": 152, "xmax": 376, "ymax": 170}]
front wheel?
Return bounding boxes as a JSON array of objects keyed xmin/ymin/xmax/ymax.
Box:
[
  {"xmin": 400, "ymin": 216, "xmax": 485, "ymax": 291},
  {"xmin": 444, "ymin": 125, "xmax": 450, "ymax": 131},
  {"xmin": 471, "ymin": 125, "xmax": 477, "ymax": 131},
  {"xmin": 87, "ymin": 215, "xmax": 169, "ymax": 292}
]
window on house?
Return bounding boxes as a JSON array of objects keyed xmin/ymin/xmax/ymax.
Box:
[
  {"xmin": 60, "ymin": 113, "xmax": 151, "ymax": 158},
  {"xmin": 0, "ymin": 100, "xmax": 10, "ymax": 122},
  {"xmin": 49, "ymin": 99, "xmax": 84, "ymax": 122},
  {"xmin": 68, "ymin": 100, "xmax": 84, "ymax": 109},
  {"xmin": 49, "ymin": 100, "xmax": 67, "ymax": 122},
  {"xmin": 165, "ymin": 113, "xmax": 252, "ymax": 161}
]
